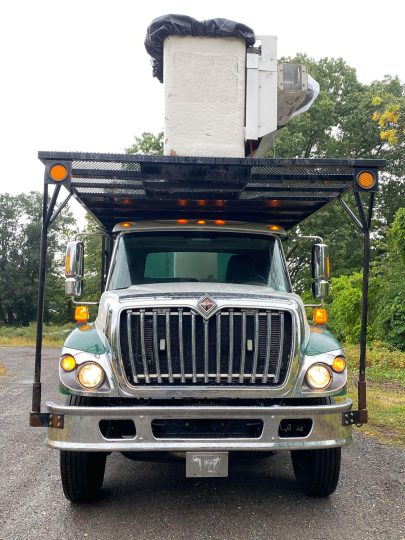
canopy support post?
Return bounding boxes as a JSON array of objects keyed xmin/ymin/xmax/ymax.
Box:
[{"xmin": 30, "ymin": 182, "xmax": 62, "ymax": 426}]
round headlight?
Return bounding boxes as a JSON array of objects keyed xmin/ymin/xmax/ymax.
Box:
[
  {"xmin": 332, "ymin": 355, "xmax": 346, "ymax": 373},
  {"xmin": 60, "ymin": 354, "xmax": 76, "ymax": 372},
  {"xmin": 306, "ymin": 364, "xmax": 332, "ymax": 389},
  {"xmin": 77, "ymin": 362, "xmax": 105, "ymax": 389}
]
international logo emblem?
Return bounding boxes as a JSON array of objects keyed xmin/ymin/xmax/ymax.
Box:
[{"xmin": 197, "ymin": 294, "xmax": 217, "ymax": 316}]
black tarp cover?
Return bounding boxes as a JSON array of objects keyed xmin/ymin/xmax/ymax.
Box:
[{"xmin": 145, "ymin": 14, "xmax": 256, "ymax": 82}]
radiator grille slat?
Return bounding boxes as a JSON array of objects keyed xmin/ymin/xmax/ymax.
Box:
[
  {"xmin": 152, "ymin": 311, "xmax": 161, "ymax": 383},
  {"xmin": 228, "ymin": 310, "xmax": 234, "ymax": 383},
  {"xmin": 262, "ymin": 311, "xmax": 272, "ymax": 383},
  {"xmin": 165, "ymin": 310, "xmax": 173, "ymax": 383},
  {"xmin": 178, "ymin": 309, "xmax": 185, "ymax": 383},
  {"xmin": 126, "ymin": 311, "xmax": 138, "ymax": 383},
  {"xmin": 120, "ymin": 307, "xmax": 293, "ymax": 386},
  {"xmin": 216, "ymin": 313, "xmax": 221, "ymax": 383},
  {"xmin": 251, "ymin": 311, "xmax": 259, "ymax": 383},
  {"xmin": 191, "ymin": 312, "xmax": 197, "ymax": 383}
]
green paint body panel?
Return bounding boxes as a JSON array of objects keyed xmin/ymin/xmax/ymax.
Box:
[
  {"xmin": 63, "ymin": 323, "xmax": 106, "ymax": 355},
  {"xmin": 304, "ymin": 326, "xmax": 342, "ymax": 356},
  {"xmin": 335, "ymin": 386, "xmax": 348, "ymax": 396},
  {"xmin": 59, "ymin": 384, "xmax": 72, "ymax": 396}
]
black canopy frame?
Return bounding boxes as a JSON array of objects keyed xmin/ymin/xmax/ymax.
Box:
[{"xmin": 30, "ymin": 152, "xmax": 385, "ymax": 428}]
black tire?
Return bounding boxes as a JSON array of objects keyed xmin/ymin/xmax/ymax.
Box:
[
  {"xmin": 60, "ymin": 395, "xmax": 107, "ymax": 503},
  {"xmin": 290, "ymin": 397, "xmax": 341, "ymax": 497}
]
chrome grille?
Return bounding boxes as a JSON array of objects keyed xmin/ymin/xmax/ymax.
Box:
[{"xmin": 119, "ymin": 308, "xmax": 293, "ymax": 386}]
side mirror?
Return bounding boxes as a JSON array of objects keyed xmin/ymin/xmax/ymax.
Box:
[
  {"xmin": 65, "ymin": 241, "xmax": 84, "ymax": 298},
  {"xmin": 311, "ymin": 243, "xmax": 330, "ymax": 299}
]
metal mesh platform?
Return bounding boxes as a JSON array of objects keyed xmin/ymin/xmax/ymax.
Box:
[{"xmin": 38, "ymin": 152, "xmax": 385, "ymax": 230}]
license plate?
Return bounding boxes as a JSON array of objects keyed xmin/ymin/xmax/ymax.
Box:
[{"xmin": 186, "ymin": 452, "xmax": 229, "ymax": 478}]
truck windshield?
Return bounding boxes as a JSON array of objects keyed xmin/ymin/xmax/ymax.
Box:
[{"xmin": 108, "ymin": 231, "xmax": 290, "ymax": 292}]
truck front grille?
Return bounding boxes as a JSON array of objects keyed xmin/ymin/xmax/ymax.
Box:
[{"xmin": 119, "ymin": 308, "xmax": 293, "ymax": 386}]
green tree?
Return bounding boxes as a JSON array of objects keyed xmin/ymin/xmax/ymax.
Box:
[
  {"xmin": 126, "ymin": 131, "xmax": 164, "ymax": 156},
  {"xmin": 0, "ymin": 192, "xmax": 76, "ymax": 326},
  {"xmin": 278, "ymin": 57, "xmax": 405, "ymax": 291},
  {"xmin": 372, "ymin": 208, "xmax": 405, "ymax": 350}
]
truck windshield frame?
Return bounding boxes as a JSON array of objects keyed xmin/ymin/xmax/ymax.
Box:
[{"xmin": 107, "ymin": 231, "xmax": 291, "ymax": 292}]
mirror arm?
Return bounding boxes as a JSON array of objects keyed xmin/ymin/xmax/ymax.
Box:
[
  {"xmin": 303, "ymin": 300, "xmax": 324, "ymax": 308},
  {"xmin": 71, "ymin": 298, "xmax": 99, "ymax": 306},
  {"xmin": 299, "ymin": 234, "xmax": 324, "ymax": 243}
]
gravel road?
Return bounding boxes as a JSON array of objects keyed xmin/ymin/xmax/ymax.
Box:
[{"xmin": 0, "ymin": 347, "xmax": 403, "ymax": 540}]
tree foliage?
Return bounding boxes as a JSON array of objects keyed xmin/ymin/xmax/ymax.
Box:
[
  {"xmin": 0, "ymin": 192, "xmax": 75, "ymax": 326},
  {"xmin": 279, "ymin": 57, "xmax": 405, "ymax": 292},
  {"xmin": 125, "ymin": 131, "xmax": 163, "ymax": 156}
]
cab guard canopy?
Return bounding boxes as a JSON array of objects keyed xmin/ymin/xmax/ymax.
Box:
[{"xmin": 39, "ymin": 151, "xmax": 385, "ymax": 231}]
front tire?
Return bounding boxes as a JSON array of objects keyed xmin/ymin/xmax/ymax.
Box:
[
  {"xmin": 290, "ymin": 398, "xmax": 341, "ymax": 497},
  {"xmin": 60, "ymin": 396, "xmax": 107, "ymax": 503}
]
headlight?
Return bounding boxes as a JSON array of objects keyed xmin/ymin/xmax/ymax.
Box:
[
  {"xmin": 306, "ymin": 364, "xmax": 332, "ymax": 389},
  {"xmin": 60, "ymin": 354, "xmax": 76, "ymax": 372},
  {"xmin": 77, "ymin": 362, "xmax": 105, "ymax": 389},
  {"xmin": 332, "ymin": 355, "xmax": 346, "ymax": 373}
]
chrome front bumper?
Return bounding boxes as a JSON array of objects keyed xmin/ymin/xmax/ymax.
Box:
[{"xmin": 46, "ymin": 399, "xmax": 353, "ymax": 452}]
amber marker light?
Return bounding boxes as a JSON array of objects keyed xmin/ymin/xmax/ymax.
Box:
[
  {"xmin": 119, "ymin": 222, "xmax": 132, "ymax": 228},
  {"xmin": 178, "ymin": 199, "xmax": 188, "ymax": 207},
  {"xmin": 177, "ymin": 219, "xmax": 188, "ymax": 224},
  {"xmin": 49, "ymin": 163, "xmax": 68, "ymax": 182},
  {"xmin": 332, "ymin": 355, "xmax": 346, "ymax": 373},
  {"xmin": 266, "ymin": 199, "xmax": 281, "ymax": 208},
  {"xmin": 65, "ymin": 252, "xmax": 71, "ymax": 276},
  {"xmin": 357, "ymin": 171, "xmax": 376, "ymax": 190},
  {"xmin": 196, "ymin": 220, "xmax": 206, "ymax": 225},
  {"xmin": 75, "ymin": 305, "xmax": 89, "ymax": 324},
  {"xmin": 215, "ymin": 220, "xmax": 226, "ymax": 225},
  {"xmin": 60, "ymin": 354, "xmax": 76, "ymax": 372},
  {"xmin": 268, "ymin": 224, "xmax": 282, "ymax": 231},
  {"xmin": 215, "ymin": 200, "xmax": 226, "ymax": 207},
  {"xmin": 313, "ymin": 308, "xmax": 328, "ymax": 325},
  {"xmin": 197, "ymin": 200, "xmax": 207, "ymax": 207}
]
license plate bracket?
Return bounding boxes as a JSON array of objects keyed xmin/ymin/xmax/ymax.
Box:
[{"xmin": 186, "ymin": 452, "xmax": 229, "ymax": 478}]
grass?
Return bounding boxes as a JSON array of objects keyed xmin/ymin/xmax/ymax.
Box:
[
  {"xmin": 342, "ymin": 343, "xmax": 405, "ymax": 447},
  {"xmin": 0, "ymin": 323, "xmax": 73, "ymax": 347},
  {"xmin": 0, "ymin": 326, "xmax": 403, "ymax": 446}
]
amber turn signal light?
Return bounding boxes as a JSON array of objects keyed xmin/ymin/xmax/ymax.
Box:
[
  {"xmin": 49, "ymin": 163, "xmax": 68, "ymax": 182},
  {"xmin": 356, "ymin": 171, "xmax": 376, "ymax": 190},
  {"xmin": 60, "ymin": 354, "xmax": 76, "ymax": 372},
  {"xmin": 75, "ymin": 305, "xmax": 89, "ymax": 324},
  {"xmin": 332, "ymin": 355, "xmax": 346, "ymax": 373},
  {"xmin": 313, "ymin": 308, "xmax": 328, "ymax": 325}
]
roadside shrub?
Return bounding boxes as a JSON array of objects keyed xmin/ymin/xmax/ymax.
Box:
[{"xmin": 327, "ymin": 272, "xmax": 364, "ymax": 343}]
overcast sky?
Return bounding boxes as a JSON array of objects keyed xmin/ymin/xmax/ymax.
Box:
[{"xmin": 1, "ymin": 0, "xmax": 404, "ymax": 216}]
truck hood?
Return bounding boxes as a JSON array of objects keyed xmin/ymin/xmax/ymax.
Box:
[{"xmin": 103, "ymin": 282, "xmax": 302, "ymax": 303}]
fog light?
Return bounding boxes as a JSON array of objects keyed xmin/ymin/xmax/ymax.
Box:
[
  {"xmin": 77, "ymin": 362, "xmax": 105, "ymax": 389},
  {"xmin": 60, "ymin": 354, "xmax": 76, "ymax": 372},
  {"xmin": 332, "ymin": 355, "xmax": 346, "ymax": 373},
  {"xmin": 306, "ymin": 364, "xmax": 332, "ymax": 389}
]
